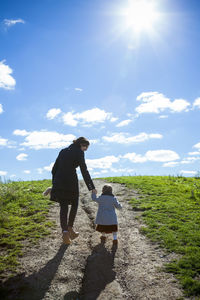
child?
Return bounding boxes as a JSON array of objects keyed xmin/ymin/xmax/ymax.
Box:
[{"xmin": 91, "ymin": 184, "xmax": 122, "ymax": 244}]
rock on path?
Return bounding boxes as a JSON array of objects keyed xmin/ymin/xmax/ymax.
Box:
[{"xmin": 0, "ymin": 179, "xmax": 188, "ymax": 300}]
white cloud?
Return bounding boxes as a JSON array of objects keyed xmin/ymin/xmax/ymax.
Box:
[
  {"xmin": 110, "ymin": 117, "xmax": 118, "ymax": 122},
  {"xmin": 44, "ymin": 163, "xmax": 54, "ymax": 172},
  {"xmin": 136, "ymin": 92, "xmax": 190, "ymax": 114},
  {"xmin": 116, "ymin": 119, "xmax": 132, "ymax": 127},
  {"xmin": 62, "ymin": 112, "xmax": 78, "ymax": 126},
  {"xmin": 0, "ymin": 104, "xmax": 3, "ymax": 114},
  {"xmin": 86, "ymin": 155, "xmax": 120, "ymax": 169},
  {"xmin": 13, "ymin": 129, "xmax": 30, "ymax": 136},
  {"xmin": 37, "ymin": 162, "xmax": 54, "ymax": 174},
  {"xmin": 110, "ymin": 167, "xmax": 136, "ymax": 174},
  {"xmin": 193, "ymin": 97, "xmax": 200, "ymax": 109},
  {"xmin": 0, "ymin": 137, "xmax": 8, "ymax": 146},
  {"xmin": 37, "ymin": 168, "xmax": 43, "ymax": 174},
  {"xmin": 46, "ymin": 108, "xmax": 61, "ymax": 120},
  {"xmin": 75, "ymin": 88, "xmax": 83, "ymax": 92},
  {"xmin": 103, "ymin": 132, "xmax": 163, "ymax": 144},
  {"xmin": 188, "ymin": 151, "xmax": 200, "ymax": 156},
  {"xmin": 16, "ymin": 153, "xmax": 28, "ymax": 161},
  {"xmin": 181, "ymin": 157, "xmax": 200, "ymax": 164},
  {"xmin": 180, "ymin": 170, "xmax": 197, "ymax": 175},
  {"xmin": 0, "ymin": 171, "xmax": 7, "ymax": 176},
  {"xmin": 18, "ymin": 130, "xmax": 76, "ymax": 150},
  {"xmin": 123, "ymin": 152, "xmax": 147, "ymax": 163},
  {"xmin": 0, "ymin": 60, "xmax": 16, "ymax": 90},
  {"xmin": 124, "ymin": 150, "xmax": 180, "ymax": 163},
  {"xmin": 24, "ymin": 170, "xmax": 30, "ymax": 174},
  {"xmin": 3, "ymin": 18, "xmax": 25, "ymax": 27},
  {"xmin": 145, "ymin": 150, "xmax": 180, "ymax": 162},
  {"xmin": 62, "ymin": 108, "xmax": 115, "ymax": 127},
  {"xmin": 163, "ymin": 161, "xmax": 179, "ymax": 167},
  {"xmin": 89, "ymin": 139, "xmax": 99, "ymax": 144},
  {"xmin": 193, "ymin": 142, "xmax": 200, "ymax": 150}
]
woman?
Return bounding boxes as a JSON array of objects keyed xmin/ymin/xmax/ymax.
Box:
[{"xmin": 51, "ymin": 137, "xmax": 97, "ymax": 244}]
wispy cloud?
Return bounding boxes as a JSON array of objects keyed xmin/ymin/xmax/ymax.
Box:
[
  {"xmin": 74, "ymin": 87, "xmax": 83, "ymax": 92},
  {"xmin": 37, "ymin": 162, "xmax": 54, "ymax": 174},
  {"xmin": 16, "ymin": 153, "xmax": 28, "ymax": 161},
  {"xmin": 180, "ymin": 170, "xmax": 197, "ymax": 175},
  {"xmin": 0, "ymin": 104, "xmax": 3, "ymax": 114},
  {"xmin": 62, "ymin": 108, "xmax": 115, "ymax": 127},
  {"xmin": 0, "ymin": 137, "xmax": 8, "ymax": 146},
  {"xmin": 188, "ymin": 151, "xmax": 200, "ymax": 156},
  {"xmin": 3, "ymin": 18, "xmax": 25, "ymax": 27},
  {"xmin": 0, "ymin": 60, "xmax": 16, "ymax": 90},
  {"xmin": 136, "ymin": 92, "xmax": 190, "ymax": 114},
  {"xmin": 103, "ymin": 132, "xmax": 163, "ymax": 144},
  {"xmin": 193, "ymin": 97, "xmax": 200, "ymax": 109},
  {"xmin": 46, "ymin": 108, "xmax": 61, "ymax": 120},
  {"xmin": 116, "ymin": 119, "xmax": 132, "ymax": 127},
  {"xmin": 159, "ymin": 115, "xmax": 168, "ymax": 119},
  {"xmin": 14, "ymin": 129, "xmax": 76, "ymax": 150},
  {"xmin": 163, "ymin": 161, "xmax": 179, "ymax": 167}
]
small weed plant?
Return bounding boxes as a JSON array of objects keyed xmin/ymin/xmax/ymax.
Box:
[
  {"xmin": 0, "ymin": 179, "xmax": 54, "ymax": 277},
  {"xmin": 105, "ymin": 176, "xmax": 200, "ymax": 297}
]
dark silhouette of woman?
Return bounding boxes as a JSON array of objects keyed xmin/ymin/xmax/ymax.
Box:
[{"xmin": 51, "ymin": 137, "xmax": 97, "ymax": 244}]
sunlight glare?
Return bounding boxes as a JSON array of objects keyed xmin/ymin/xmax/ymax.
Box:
[{"xmin": 123, "ymin": 0, "xmax": 160, "ymax": 34}]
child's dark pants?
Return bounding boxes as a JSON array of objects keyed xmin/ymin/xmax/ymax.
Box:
[{"xmin": 59, "ymin": 199, "xmax": 78, "ymax": 231}]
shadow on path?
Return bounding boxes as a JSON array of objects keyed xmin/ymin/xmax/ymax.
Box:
[
  {"xmin": 0, "ymin": 244, "xmax": 68, "ymax": 300},
  {"xmin": 78, "ymin": 242, "xmax": 117, "ymax": 300}
]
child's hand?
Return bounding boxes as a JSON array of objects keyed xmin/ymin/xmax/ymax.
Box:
[{"xmin": 92, "ymin": 189, "xmax": 97, "ymax": 194}]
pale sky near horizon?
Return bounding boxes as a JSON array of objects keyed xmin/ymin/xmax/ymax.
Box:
[{"xmin": 1, "ymin": 0, "xmax": 200, "ymax": 181}]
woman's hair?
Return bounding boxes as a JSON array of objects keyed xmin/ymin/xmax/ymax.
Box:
[
  {"xmin": 73, "ymin": 137, "xmax": 90, "ymax": 147},
  {"xmin": 102, "ymin": 184, "xmax": 113, "ymax": 195}
]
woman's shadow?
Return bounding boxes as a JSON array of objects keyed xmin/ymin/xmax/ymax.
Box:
[
  {"xmin": 0, "ymin": 244, "xmax": 69, "ymax": 300},
  {"xmin": 77, "ymin": 241, "xmax": 118, "ymax": 300}
]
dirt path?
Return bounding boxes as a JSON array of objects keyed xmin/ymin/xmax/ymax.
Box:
[{"xmin": 0, "ymin": 179, "xmax": 189, "ymax": 300}]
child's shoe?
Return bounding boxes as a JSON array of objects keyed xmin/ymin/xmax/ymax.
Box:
[
  {"xmin": 62, "ymin": 231, "xmax": 71, "ymax": 244},
  {"xmin": 113, "ymin": 239, "xmax": 118, "ymax": 245},
  {"xmin": 68, "ymin": 226, "xmax": 79, "ymax": 240},
  {"xmin": 100, "ymin": 236, "xmax": 106, "ymax": 243}
]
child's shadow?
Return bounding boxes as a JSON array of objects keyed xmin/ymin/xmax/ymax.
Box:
[
  {"xmin": 79, "ymin": 242, "xmax": 117, "ymax": 300},
  {"xmin": 0, "ymin": 244, "xmax": 69, "ymax": 300}
]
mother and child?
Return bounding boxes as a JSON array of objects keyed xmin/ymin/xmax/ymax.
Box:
[{"xmin": 43, "ymin": 136, "xmax": 122, "ymax": 245}]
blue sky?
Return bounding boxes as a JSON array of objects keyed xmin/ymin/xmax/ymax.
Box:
[{"xmin": 0, "ymin": 0, "xmax": 200, "ymax": 181}]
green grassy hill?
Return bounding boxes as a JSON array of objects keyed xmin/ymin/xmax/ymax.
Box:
[
  {"xmin": 1, "ymin": 176, "xmax": 200, "ymax": 297},
  {"xmin": 106, "ymin": 176, "xmax": 200, "ymax": 297},
  {"xmin": 0, "ymin": 179, "xmax": 54, "ymax": 277}
]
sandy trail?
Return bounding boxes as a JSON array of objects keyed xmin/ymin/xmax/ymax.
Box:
[{"xmin": 0, "ymin": 179, "xmax": 188, "ymax": 300}]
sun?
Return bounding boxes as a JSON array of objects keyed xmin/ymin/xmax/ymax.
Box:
[{"xmin": 122, "ymin": 0, "xmax": 160, "ymax": 34}]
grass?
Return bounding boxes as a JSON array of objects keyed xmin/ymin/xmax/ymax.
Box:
[
  {"xmin": 105, "ymin": 175, "xmax": 200, "ymax": 297},
  {"xmin": 0, "ymin": 179, "xmax": 54, "ymax": 277}
]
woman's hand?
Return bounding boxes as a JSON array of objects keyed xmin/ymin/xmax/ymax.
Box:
[{"xmin": 92, "ymin": 189, "xmax": 97, "ymax": 194}]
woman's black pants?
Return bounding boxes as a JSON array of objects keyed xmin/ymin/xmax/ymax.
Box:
[{"xmin": 59, "ymin": 199, "xmax": 79, "ymax": 231}]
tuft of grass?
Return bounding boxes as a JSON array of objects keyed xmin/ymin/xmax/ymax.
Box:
[
  {"xmin": 105, "ymin": 176, "xmax": 200, "ymax": 297},
  {"xmin": 0, "ymin": 179, "xmax": 55, "ymax": 276}
]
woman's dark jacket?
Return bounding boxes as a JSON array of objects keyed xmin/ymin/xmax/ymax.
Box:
[{"xmin": 51, "ymin": 143, "xmax": 95, "ymax": 203}]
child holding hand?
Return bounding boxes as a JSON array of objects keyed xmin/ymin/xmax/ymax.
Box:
[{"xmin": 91, "ymin": 184, "xmax": 122, "ymax": 244}]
